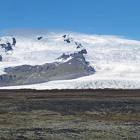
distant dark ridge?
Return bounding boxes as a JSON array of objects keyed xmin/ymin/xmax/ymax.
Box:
[{"xmin": 0, "ymin": 89, "xmax": 140, "ymax": 93}]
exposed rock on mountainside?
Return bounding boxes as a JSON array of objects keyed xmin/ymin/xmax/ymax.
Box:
[
  {"xmin": 62, "ymin": 34, "xmax": 84, "ymax": 49},
  {"xmin": 63, "ymin": 34, "xmax": 73, "ymax": 44},
  {"xmin": 0, "ymin": 55, "xmax": 2, "ymax": 61},
  {"xmin": 0, "ymin": 51, "xmax": 95, "ymax": 86},
  {"xmin": 0, "ymin": 37, "xmax": 16, "ymax": 61},
  {"xmin": 12, "ymin": 37, "xmax": 16, "ymax": 46},
  {"xmin": 57, "ymin": 49, "xmax": 87, "ymax": 60},
  {"xmin": 0, "ymin": 37, "xmax": 16, "ymax": 52},
  {"xmin": 37, "ymin": 36, "xmax": 43, "ymax": 40},
  {"xmin": 0, "ymin": 43, "xmax": 13, "ymax": 52},
  {"xmin": 75, "ymin": 42, "xmax": 83, "ymax": 49}
]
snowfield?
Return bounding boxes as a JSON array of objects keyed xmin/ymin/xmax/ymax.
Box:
[{"xmin": 0, "ymin": 32, "xmax": 140, "ymax": 89}]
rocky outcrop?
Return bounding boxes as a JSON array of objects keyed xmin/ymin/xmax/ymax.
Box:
[
  {"xmin": 5, "ymin": 63, "xmax": 56, "ymax": 74},
  {"xmin": 12, "ymin": 37, "xmax": 16, "ymax": 46},
  {"xmin": 0, "ymin": 37, "xmax": 15, "ymax": 52},
  {"xmin": 37, "ymin": 37, "xmax": 43, "ymax": 40},
  {"xmin": 0, "ymin": 55, "xmax": 2, "ymax": 61},
  {"xmin": 0, "ymin": 50, "xmax": 95, "ymax": 86},
  {"xmin": 0, "ymin": 43, "xmax": 13, "ymax": 51},
  {"xmin": 0, "ymin": 37, "xmax": 16, "ymax": 52},
  {"xmin": 57, "ymin": 53, "xmax": 70, "ymax": 60},
  {"xmin": 63, "ymin": 34, "xmax": 72, "ymax": 43},
  {"xmin": 0, "ymin": 74, "xmax": 16, "ymax": 81},
  {"xmin": 62, "ymin": 34, "xmax": 84, "ymax": 49},
  {"xmin": 75, "ymin": 42, "xmax": 83, "ymax": 49},
  {"xmin": 0, "ymin": 37, "xmax": 16, "ymax": 62},
  {"xmin": 57, "ymin": 49, "xmax": 88, "ymax": 61}
]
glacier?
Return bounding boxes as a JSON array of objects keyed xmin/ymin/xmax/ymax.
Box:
[{"xmin": 0, "ymin": 32, "xmax": 140, "ymax": 89}]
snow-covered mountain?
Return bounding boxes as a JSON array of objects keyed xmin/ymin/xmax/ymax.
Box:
[{"xmin": 0, "ymin": 32, "xmax": 140, "ymax": 89}]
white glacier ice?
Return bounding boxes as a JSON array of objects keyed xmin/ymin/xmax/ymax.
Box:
[{"xmin": 0, "ymin": 32, "xmax": 140, "ymax": 89}]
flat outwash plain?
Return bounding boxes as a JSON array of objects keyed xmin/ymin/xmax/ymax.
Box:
[{"xmin": 0, "ymin": 89, "xmax": 139, "ymax": 140}]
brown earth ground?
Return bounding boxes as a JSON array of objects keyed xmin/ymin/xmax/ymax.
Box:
[{"xmin": 0, "ymin": 89, "xmax": 139, "ymax": 140}]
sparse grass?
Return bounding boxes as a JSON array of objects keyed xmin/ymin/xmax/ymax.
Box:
[{"xmin": 0, "ymin": 89, "xmax": 139, "ymax": 139}]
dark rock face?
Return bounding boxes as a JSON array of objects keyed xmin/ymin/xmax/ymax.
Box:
[
  {"xmin": 0, "ymin": 37, "xmax": 16, "ymax": 51},
  {"xmin": 0, "ymin": 55, "xmax": 2, "ymax": 61},
  {"xmin": 37, "ymin": 37, "xmax": 43, "ymax": 40},
  {"xmin": 12, "ymin": 37, "xmax": 16, "ymax": 46},
  {"xmin": 5, "ymin": 63, "xmax": 56, "ymax": 74},
  {"xmin": 57, "ymin": 53, "xmax": 70, "ymax": 60},
  {"xmin": 62, "ymin": 34, "xmax": 84, "ymax": 49},
  {"xmin": 0, "ymin": 49, "xmax": 95, "ymax": 86},
  {"xmin": 64, "ymin": 38, "xmax": 71, "ymax": 43},
  {"xmin": 79, "ymin": 49, "xmax": 87, "ymax": 54},
  {"xmin": 0, "ymin": 44, "xmax": 6, "ymax": 49},
  {"xmin": 58, "ymin": 49, "xmax": 88, "ymax": 61},
  {"xmin": 0, "ymin": 37, "xmax": 16, "ymax": 61},
  {"xmin": 62, "ymin": 35, "xmax": 67, "ymax": 38},
  {"xmin": 0, "ymin": 42, "xmax": 13, "ymax": 52},
  {"xmin": 75, "ymin": 41, "xmax": 83, "ymax": 49},
  {"xmin": 62, "ymin": 35, "xmax": 87, "ymax": 73},
  {"xmin": 57, "ymin": 47, "xmax": 95, "ymax": 73},
  {"xmin": 0, "ymin": 74, "xmax": 16, "ymax": 81},
  {"xmin": 0, "ymin": 43, "xmax": 12, "ymax": 51},
  {"xmin": 63, "ymin": 35, "xmax": 71, "ymax": 43},
  {"xmin": 5, "ymin": 43, "xmax": 13, "ymax": 51}
]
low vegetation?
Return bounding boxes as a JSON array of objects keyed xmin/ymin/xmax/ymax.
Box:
[{"xmin": 0, "ymin": 89, "xmax": 139, "ymax": 140}]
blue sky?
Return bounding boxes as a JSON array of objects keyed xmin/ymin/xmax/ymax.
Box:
[{"xmin": 0, "ymin": 0, "xmax": 140, "ymax": 39}]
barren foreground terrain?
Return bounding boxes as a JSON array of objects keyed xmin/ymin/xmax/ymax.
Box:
[{"xmin": 0, "ymin": 89, "xmax": 139, "ymax": 140}]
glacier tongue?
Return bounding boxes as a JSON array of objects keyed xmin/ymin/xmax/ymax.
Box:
[
  {"xmin": 0, "ymin": 79, "xmax": 140, "ymax": 89},
  {"xmin": 0, "ymin": 32, "xmax": 140, "ymax": 89}
]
